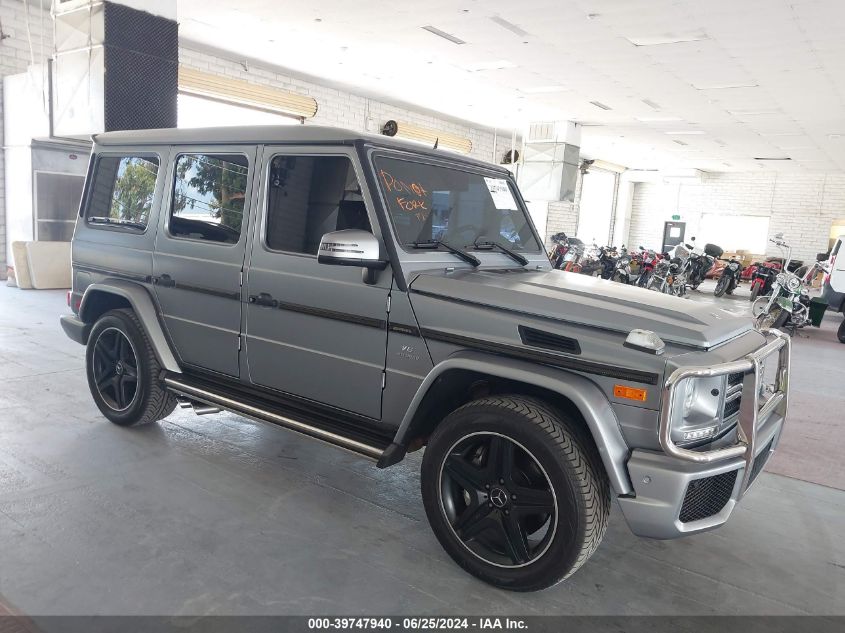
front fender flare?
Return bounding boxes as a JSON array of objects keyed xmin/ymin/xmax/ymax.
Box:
[
  {"xmin": 79, "ymin": 280, "xmax": 181, "ymax": 373},
  {"xmin": 392, "ymin": 351, "xmax": 634, "ymax": 495}
]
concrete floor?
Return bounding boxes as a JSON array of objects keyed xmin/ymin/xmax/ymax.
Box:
[{"xmin": 0, "ymin": 283, "xmax": 843, "ymax": 616}]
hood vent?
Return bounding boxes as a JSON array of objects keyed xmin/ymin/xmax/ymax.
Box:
[{"xmin": 519, "ymin": 326, "xmax": 581, "ymax": 355}]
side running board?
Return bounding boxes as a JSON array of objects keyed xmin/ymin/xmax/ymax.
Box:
[{"xmin": 163, "ymin": 376, "xmax": 388, "ymax": 461}]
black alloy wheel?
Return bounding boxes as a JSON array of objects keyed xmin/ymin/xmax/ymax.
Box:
[
  {"xmin": 85, "ymin": 309, "xmax": 177, "ymax": 426},
  {"xmin": 92, "ymin": 327, "xmax": 139, "ymax": 411},
  {"xmin": 421, "ymin": 396, "xmax": 610, "ymax": 591},
  {"xmin": 439, "ymin": 432, "xmax": 557, "ymax": 568}
]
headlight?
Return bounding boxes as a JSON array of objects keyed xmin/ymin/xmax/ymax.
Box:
[
  {"xmin": 671, "ymin": 377, "xmax": 723, "ymax": 446},
  {"xmin": 729, "ymin": 262, "xmax": 740, "ymax": 270},
  {"xmin": 776, "ymin": 272, "xmax": 787, "ymax": 286},
  {"xmin": 786, "ymin": 275, "xmax": 801, "ymax": 293}
]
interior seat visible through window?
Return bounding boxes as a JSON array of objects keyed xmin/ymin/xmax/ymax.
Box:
[{"xmin": 265, "ymin": 155, "xmax": 371, "ymax": 254}]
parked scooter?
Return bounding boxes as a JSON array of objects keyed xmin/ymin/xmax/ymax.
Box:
[{"xmin": 714, "ymin": 255, "xmax": 743, "ymax": 297}]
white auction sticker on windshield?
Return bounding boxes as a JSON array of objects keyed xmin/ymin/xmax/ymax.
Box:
[{"xmin": 484, "ymin": 177, "xmax": 517, "ymax": 210}]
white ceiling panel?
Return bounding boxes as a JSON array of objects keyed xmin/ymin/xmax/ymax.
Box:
[{"xmin": 178, "ymin": 0, "xmax": 845, "ymax": 172}]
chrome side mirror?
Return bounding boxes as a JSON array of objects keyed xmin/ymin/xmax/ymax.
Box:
[{"xmin": 317, "ymin": 229, "xmax": 387, "ymax": 284}]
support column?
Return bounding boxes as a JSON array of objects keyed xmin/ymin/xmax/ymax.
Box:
[{"xmin": 517, "ymin": 121, "xmax": 581, "ymax": 245}]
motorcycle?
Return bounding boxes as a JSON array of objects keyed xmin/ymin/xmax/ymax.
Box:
[
  {"xmin": 647, "ymin": 244, "xmax": 689, "ymax": 296},
  {"xmin": 637, "ymin": 249, "xmax": 663, "ymax": 287},
  {"xmin": 684, "ymin": 237, "xmax": 722, "ymax": 290},
  {"xmin": 580, "ymin": 245, "xmax": 617, "ymax": 278},
  {"xmin": 748, "ymin": 260, "xmax": 780, "ymax": 302},
  {"xmin": 753, "ymin": 234, "xmax": 820, "ymax": 331},
  {"xmin": 548, "ymin": 232, "xmax": 583, "ymax": 270},
  {"xmin": 611, "ymin": 250, "xmax": 635, "ymax": 284},
  {"xmin": 713, "ymin": 255, "xmax": 743, "ymax": 297}
]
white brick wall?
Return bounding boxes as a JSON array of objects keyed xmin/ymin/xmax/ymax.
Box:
[
  {"xmin": 0, "ymin": 0, "xmax": 52, "ymax": 278},
  {"xmin": 179, "ymin": 47, "xmax": 501, "ymax": 165},
  {"xmin": 627, "ymin": 172, "xmax": 845, "ymax": 262}
]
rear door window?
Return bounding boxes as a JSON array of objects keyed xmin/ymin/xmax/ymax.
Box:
[
  {"xmin": 86, "ymin": 155, "xmax": 160, "ymax": 230},
  {"xmin": 169, "ymin": 153, "xmax": 249, "ymax": 244}
]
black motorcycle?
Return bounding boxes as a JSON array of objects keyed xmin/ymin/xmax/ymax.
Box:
[
  {"xmin": 686, "ymin": 238, "xmax": 722, "ymax": 290},
  {"xmin": 714, "ymin": 256, "xmax": 743, "ymax": 297}
]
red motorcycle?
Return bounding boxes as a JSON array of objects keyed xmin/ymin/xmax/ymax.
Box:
[
  {"xmin": 636, "ymin": 248, "xmax": 664, "ymax": 287},
  {"xmin": 548, "ymin": 232, "xmax": 583, "ymax": 270}
]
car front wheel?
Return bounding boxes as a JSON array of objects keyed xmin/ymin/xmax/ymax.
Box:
[
  {"xmin": 85, "ymin": 309, "xmax": 177, "ymax": 426},
  {"xmin": 421, "ymin": 396, "xmax": 610, "ymax": 592}
]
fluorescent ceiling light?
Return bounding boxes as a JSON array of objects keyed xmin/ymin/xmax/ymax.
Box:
[
  {"xmin": 642, "ymin": 99, "xmax": 661, "ymax": 110},
  {"xmin": 673, "ymin": 140, "xmax": 688, "ymax": 146},
  {"xmin": 626, "ymin": 31, "xmax": 708, "ymax": 46},
  {"xmin": 590, "ymin": 101, "xmax": 612, "ymax": 110},
  {"xmin": 829, "ymin": 134, "xmax": 842, "ymax": 140},
  {"xmin": 636, "ymin": 116, "xmax": 683, "ymax": 122},
  {"xmin": 421, "ymin": 25, "xmax": 465, "ymax": 45},
  {"xmin": 520, "ymin": 85, "xmax": 567, "ymax": 93},
  {"xmin": 489, "ymin": 16, "xmax": 529, "ymax": 37},
  {"xmin": 728, "ymin": 109, "xmax": 781, "ymax": 116},
  {"xmin": 760, "ymin": 132, "xmax": 802, "ymax": 137},
  {"xmin": 665, "ymin": 130, "xmax": 705, "ymax": 135},
  {"xmin": 463, "ymin": 60, "xmax": 517, "ymax": 71},
  {"xmin": 754, "ymin": 157, "xmax": 792, "ymax": 161},
  {"xmin": 778, "ymin": 146, "xmax": 814, "ymax": 150},
  {"xmin": 693, "ymin": 82, "xmax": 759, "ymax": 90}
]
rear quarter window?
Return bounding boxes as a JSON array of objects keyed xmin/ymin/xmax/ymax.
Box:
[{"xmin": 86, "ymin": 155, "xmax": 160, "ymax": 231}]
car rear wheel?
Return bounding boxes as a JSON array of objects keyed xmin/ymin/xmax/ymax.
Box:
[
  {"xmin": 421, "ymin": 396, "xmax": 610, "ymax": 592},
  {"xmin": 86, "ymin": 309, "xmax": 177, "ymax": 426}
]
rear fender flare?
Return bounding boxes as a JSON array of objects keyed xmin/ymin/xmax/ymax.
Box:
[
  {"xmin": 393, "ymin": 351, "xmax": 634, "ymax": 495},
  {"xmin": 79, "ymin": 280, "xmax": 181, "ymax": 373}
]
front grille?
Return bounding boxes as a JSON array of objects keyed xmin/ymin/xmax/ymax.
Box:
[
  {"xmin": 679, "ymin": 471, "xmax": 738, "ymax": 523},
  {"xmin": 727, "ymin": 371, "xmax": 745, "ymax": 387},
  {"xmin": 723, "ymin": 395, "xmax": 742, "ymax": 419},
  {"xmin": 748, "ymin": 439, "xmax": 775, "ymax": 484},
  {"xmin": 518, "ymin": 326, "xmax": 581, "ymax": 355}
]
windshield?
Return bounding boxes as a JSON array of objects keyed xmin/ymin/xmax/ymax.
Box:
[{"xmin": 374, "ymin": 156, "xmax": 541, "ymax": 253}]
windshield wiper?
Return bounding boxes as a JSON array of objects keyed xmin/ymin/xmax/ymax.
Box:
[
  {"xmin": 88, "ymin": 216, "xmax": 146, "ymax": 230},
  {"xmin": 410, "ymin": 239, "xmax": 480, "ymax": 267},
  {"xmin": 472, "ymin": 239, "xmax": 528, "ymax": 266}
]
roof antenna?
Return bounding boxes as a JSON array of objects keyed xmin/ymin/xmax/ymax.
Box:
[{"xmin": 433, "ymin": 137, "xmax": 439, "ymax": 149}]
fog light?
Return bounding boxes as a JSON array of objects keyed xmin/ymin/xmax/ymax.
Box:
[{"xmin": 683, "ymin": 426, "xmax": 717, "ymax": 441}]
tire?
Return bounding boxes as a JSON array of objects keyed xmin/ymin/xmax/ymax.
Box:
[
  {"xmin": 85, "ymin": 308, "xmax": 178, "ymax": 427},
  {"xmin": 756, "ymin": 306, "xmax": 789, "ymax": 331},
  {"xmin": 838, "ymin": 319, "xmax": 845, "ymax": 344},
  {"xmin": 714, "ymin": 275, "xmax": 729, "ymax": 297},
  {"xmin": 421, "ymin": 396, "xmax": 610, "ymax": 592},
  {"xmin": 637, "ymin": 271, "xmax": 651, "ymax": 288},
  {"xmin": 750, "ymin": 283, "xmax": 761, "ymax": 303},
  {"xmin": 611, "ymin": 271, "xmax": 626, "ymax": 284}
]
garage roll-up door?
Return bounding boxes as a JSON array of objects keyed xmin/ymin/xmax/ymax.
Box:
[{"xmin": 179, "ymin": 66, "xmax": 318, "ymax": 119}]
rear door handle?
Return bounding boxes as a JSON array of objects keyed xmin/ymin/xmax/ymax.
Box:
[
  {"xmin": 248, "ymin": 292, "xmax": 278, "ymax": 308},
  {"xmin": 153, "ymin": 274, "xmax": 176, "ymax": 288}
]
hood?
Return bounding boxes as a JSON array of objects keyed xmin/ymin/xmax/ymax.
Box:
[{"xmin": 409, "ymin": 268, "xmax": 751, "ymax": 349}]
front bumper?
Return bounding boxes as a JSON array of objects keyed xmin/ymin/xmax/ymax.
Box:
[{"xmin": 618, "ymin": 328, "xmax": 790, "ymax": 539}]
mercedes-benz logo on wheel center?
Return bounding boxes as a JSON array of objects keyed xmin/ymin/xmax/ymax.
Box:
[{"xmin": 489, "ymin": 487, "xmax": 508, "ymax": 508}]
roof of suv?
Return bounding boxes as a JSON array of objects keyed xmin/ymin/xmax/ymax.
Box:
[{"xmin": 93, "ymin": 125, "xmax": 506, "ymax": 173}]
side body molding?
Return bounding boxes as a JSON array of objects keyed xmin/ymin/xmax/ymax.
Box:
[
  {"xmin": 392, "ymin": 351, "xmax": 634, "ymax": 495},
  {"xmin": 79, "ymin": 280, "xmax": 181, "ymax": 373}
]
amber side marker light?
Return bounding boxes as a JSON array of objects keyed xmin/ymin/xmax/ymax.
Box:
[{"xmin": 614, "ymin": 385, "xmax": 648, "ymax": 402}]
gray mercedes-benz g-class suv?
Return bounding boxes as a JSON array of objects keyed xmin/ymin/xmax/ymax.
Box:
[{"xmin": 60, "ymin": 125, "xmax": 790, "ymax": 591}]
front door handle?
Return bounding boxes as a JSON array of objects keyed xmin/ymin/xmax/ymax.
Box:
[
  {"xmin": 153, "ymin": 274, "xmax": 176, "ymax": 288},
  {"xmin": 249, "ymin": 292, "xmax": 278, "ymax": 308}
]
